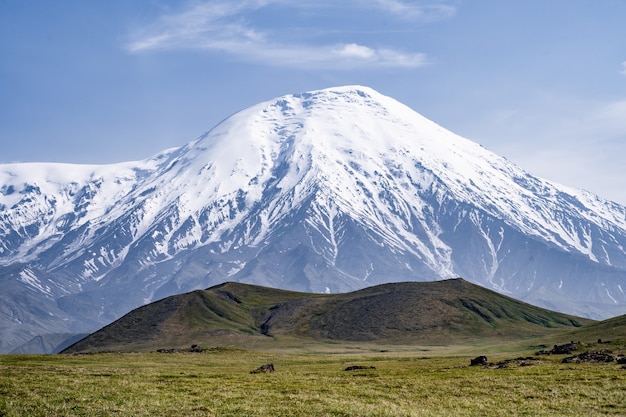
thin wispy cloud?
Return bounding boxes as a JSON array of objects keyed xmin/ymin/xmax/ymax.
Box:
[
  {"xmin": 371, "ymin": 0, "xmax": 456, "ymax": 20},
  {"xmin": 127, "ymin": 1, "xmax": 267, "ymax": 52},
  {"xmin": 126, "ymin": 0, "xmax": 450, "ymax": 69},
  {"xmin": 621, "ymin": 61, "xmax": 626, "ymax": 76}
]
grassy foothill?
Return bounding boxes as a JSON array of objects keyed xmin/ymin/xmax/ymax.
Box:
[{"xmin": 1, "ymin": 344, "xmax": 625, "ymax": 417}]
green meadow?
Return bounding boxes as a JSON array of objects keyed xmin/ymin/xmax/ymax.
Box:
[{"xmin": 2, "ymin": 343, "xmax": 625, "ymax": 417}]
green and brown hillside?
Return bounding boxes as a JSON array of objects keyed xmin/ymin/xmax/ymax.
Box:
[
  {"xmin": 62, "ymin": 279, "xmax": 592, "ymax": 353},
  {"xmin": 554, "ymin": 312, "xmax": 626, "ymax": 344}
]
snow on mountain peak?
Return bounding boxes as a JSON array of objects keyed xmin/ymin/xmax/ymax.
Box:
[
  {"xmin": 171, "ymin": 85, "xmax": 626, "ymax": 259},
  {"xmin": 5, "ymin": 85, "xmax": 623, "ymax": 268}
]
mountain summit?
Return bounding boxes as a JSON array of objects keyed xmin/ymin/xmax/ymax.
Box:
[{"xmin": 2, "ymin": 86, "xmax": 626, "ymax": 352}]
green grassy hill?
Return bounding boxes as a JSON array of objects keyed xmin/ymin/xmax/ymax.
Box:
[
  {"xmin": 62, "ymin": 279, "xmax": 593, "ymax": 353},
  {"xmin": 553, "ymin": 312, "xmax": 626, "ymax": 344}
]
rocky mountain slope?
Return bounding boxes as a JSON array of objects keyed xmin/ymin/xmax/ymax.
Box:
[{"xmin": 2, "ymin": 86, "xmax": 626, "ymax": 353}]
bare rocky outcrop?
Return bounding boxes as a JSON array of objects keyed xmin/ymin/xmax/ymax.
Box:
[
  {"xmin": 344, "ymin": 365, "xmax": 376, "ymax": 371},
  {"xmin": 536, "ymin": 342, "xmax": 580, "ymax": 355},
  {"xmin": 562, "ymin": 352, "xmax": 625, "ymax": 364},
  {"xmin": 250, "ymin": 364, "xmax": 275, "ymax": 374},
  {"xmin": 470, "ymin": 356, "xmax": 488, "ymax": 366}
]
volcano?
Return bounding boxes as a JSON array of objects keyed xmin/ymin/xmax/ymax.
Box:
[{"xmin": 2, "ymin": 86, "xmax": 626, "ymax": 352}]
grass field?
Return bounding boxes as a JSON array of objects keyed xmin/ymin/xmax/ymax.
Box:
[{"xmin": 2, "ymin": 343, "xmax": 625, "ymax": 416}]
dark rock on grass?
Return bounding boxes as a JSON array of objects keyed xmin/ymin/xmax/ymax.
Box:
[
  {"xmin": 536, "ymin": 342, "xmax": 580, "ymax": 355},
  {"xmin": 344, "ymin": 365, "xmax": 376, "ymax": 371},
  {"xmin": 562, "ymin": 352, "xmax": 618, "ymax": 364},
  {"xmin": 485, "ymin": 357, "xmax": 541, "ymax": 369},
  {"xmin": 470, "ymin": 356, "xmax": 488, "ymax": 366},
  {"xmin": 155, "ymin": 345, "xmax": 205, "ymax": 353},
  {"xmin": 250, "ymin": 364, "xmax": 275, "ymax": 374},
  {"xmin": 551, "ymin": 342, "xmax": 580, "ymax": 354}
]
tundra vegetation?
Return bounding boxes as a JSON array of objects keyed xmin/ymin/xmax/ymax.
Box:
[
  {"xmin": 3, "ymin": 281, "xmax": 625, "ymax": 415},
  {"xmin": 1, "ymin": 340, "xmax": 625, "ymax": 417}
]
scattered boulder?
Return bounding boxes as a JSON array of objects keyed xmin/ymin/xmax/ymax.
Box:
[
  {"xmin": 470, "ymin": 356, "xmax": 488, "ymax": 366},
  {"xmin": 551, "ymin": 342, "xmax": 579, "ymax": 354},
  {"xmin": 344, "ymin": 365, "xmax": 376, "ymax": 371},
  {"xmin": 155, "ymin": 345, "xmax": 204, "ymax": 353},
  {"xmin": 537, "ymin": 342, "xmax": 580, "ymax": 355},
  {"xmin": 250, "ymin": 364, "xmax": 275, "ymax": 374},
  {"xmin": 486, "ymin": 357, "xmax": 540, "ymax": 369},
  {"xmin": 562, "ymin": 352, "xmax": 617, "ymax": 364}
]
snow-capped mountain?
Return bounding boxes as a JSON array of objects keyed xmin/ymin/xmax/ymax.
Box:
[{"xmin": 2, "ymin": 86, "xmax": 626, "ymax": 353}]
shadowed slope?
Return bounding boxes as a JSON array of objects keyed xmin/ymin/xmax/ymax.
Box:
[
  {"xmin": 260, "ymin": 279, "xmax": 589, "ymax": 342},
  {"xmin": 62, "ymin": 279, "xmax": 592, "ymax": 353}
]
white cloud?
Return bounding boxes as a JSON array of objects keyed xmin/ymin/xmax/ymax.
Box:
[
  {"xmin": 126, "ymin": 0, "xmax": 437, "ymax": 69},
  {"xmin": 371, "ymin": 0, "xmax": 456, "ymax": 20},
  {"xmin": 621, "ymin": 61, "xmax": 626, "ymax": 76},
  {"xmin": 335, "ymin": 43, "xmax": 376, "ymax": 60},
  {"xmin": 127, "ymin": 1, "xmax": 267, "ymax": 53}
]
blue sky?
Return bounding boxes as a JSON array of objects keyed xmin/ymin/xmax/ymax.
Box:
[{"xmin": 1, "ymin": 1, "xmax": 625, "ymax": 204}]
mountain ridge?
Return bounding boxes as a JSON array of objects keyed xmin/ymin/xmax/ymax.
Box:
[
  {"xmin": 61, "ymin": 279, "xmax": 592, "ymax": 354},
  {"xmin": 2, "ymin": 85, "xmax": 626, "ymax": 353}
]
